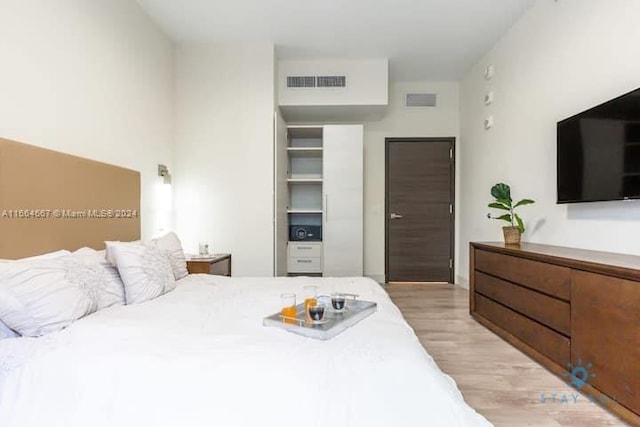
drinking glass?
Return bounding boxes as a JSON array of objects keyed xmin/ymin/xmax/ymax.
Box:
[
  {"xmin": 280, "ymin": 293, "xmax": 297, "ymax": 324},
  {"xmin": 303, "ymin": 285, "xmax": 318, "ymax": 311},
  {"xmin": 331, "ymin": 292, "xmax": 347, "ymax": 311},
  {"xmin": 307, "ymin": 302, "xmax": 326, "ymax": 322}
]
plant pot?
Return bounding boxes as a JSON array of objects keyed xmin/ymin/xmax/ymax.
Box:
[{"xmin": 502, "ymin": 226, "xmax": 521, "ymax": 245}]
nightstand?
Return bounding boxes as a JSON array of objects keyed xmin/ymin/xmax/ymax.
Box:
[{"xmin": 186, "ymin": 254, "xmax": 232, "ymax": 276}]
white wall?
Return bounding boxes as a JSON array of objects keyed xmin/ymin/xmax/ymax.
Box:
[
  {"xmin": 0, "ymin": 0, "xmax": 174, "ymax": 239},
  {"xmin": 458, "ymin": 0, "xmax": 640, "ymax": 286},
  {"xmin": 174, "ymin": 44, "xmax": 276, "ymax": 276},
  {"xmin": 278, "ymin": 59, "xmax": 388, "ymax": 106},
  {"xmin": 364, "ymin": 81, "xmax": 460, "ymax": 282}
]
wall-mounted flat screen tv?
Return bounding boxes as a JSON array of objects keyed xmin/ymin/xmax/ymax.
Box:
[{"xmin": 557, "ymin": 87, "xmax": 640, "ymax": 203}]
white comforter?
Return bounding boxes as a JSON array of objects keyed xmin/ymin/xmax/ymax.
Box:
[{"xmin": 0, "ymin": 275, "xmax": 490, "ymax": 427}]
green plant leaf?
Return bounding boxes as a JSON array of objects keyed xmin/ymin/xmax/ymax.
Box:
[
  {"xmin": 495, "ymin": 198, "xmax": 513, "ymax": 209},
  {"xmin": 514, "ymin": 199, "xmax": 535, "ymax": 208},
  {"xmin": 491, "ymin": 183, "xmax": 512, "ymax": 203},
  {"xmin": 514, "ymin": 213, "xmax": 525, "ymax": 233},
  {"xmin": 488, "ymin": 202, "xmax": 510, "ymax": 211},
  {"xmin": 496, "ymin": 214, "xmax": 512, "ymax": 223}
]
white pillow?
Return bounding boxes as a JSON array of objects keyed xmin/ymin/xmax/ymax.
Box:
[
  {"xmin": 104, "ymin": 240, "xmax": 140, "ymax": 266},
  {"xmin": 0, "ymin": 249, "xmax": 71, "ymax": 263},
  {"xmin": 0, "ymin": 259, "xmax": 95, "ymax": 337},
  {"xmin": 0, "ymin": 319, "xmax": 19, "ymax": 340},
  {"xmin": 106, "ymin": 233, "xmax": 188, "ymax": 281},
  {"xmin": 110, "ymin": 243, "xmax": 176, "ymax": 305},
  {"xmin": 72, "ymin": 247, "xmax": 107, "ymax": 262},
  {"xmin": 148, "ymin": 232, "xmax": 189, "ymax": 280},
  {"xmin": 70, "ymin": 248, "xmax": 125, "ymax": 310}
]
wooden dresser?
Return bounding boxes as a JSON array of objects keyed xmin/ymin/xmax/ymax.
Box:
[{"xmin": 470, "ymin": 242, "xmax": 640, "ymax": 425}]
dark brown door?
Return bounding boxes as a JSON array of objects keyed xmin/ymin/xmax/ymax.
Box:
[{"xmin": 385, "ymin": 138, "xmax": 454, "ymax": 283}]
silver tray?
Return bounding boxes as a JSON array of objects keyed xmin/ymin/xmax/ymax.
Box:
[{"xmin": 263, "ymin": 295, "xmax": 377, "ymax": 340}]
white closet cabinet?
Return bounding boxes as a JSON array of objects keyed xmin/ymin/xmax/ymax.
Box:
[
  {"xmin": 322, "ymin": 125, "xmax": 363, "ymax": 276},
  {"xmin": 275, "ymin": 124, "xmax": 363, "ymax": 277},
  {"xmin": 273, "ymin": 110, "xmax": 289, "ymax": 277}
]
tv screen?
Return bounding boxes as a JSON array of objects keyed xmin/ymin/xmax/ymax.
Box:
[{"xmin": 557, "ymin": 87, "xmax": 640, "ymax": 203}]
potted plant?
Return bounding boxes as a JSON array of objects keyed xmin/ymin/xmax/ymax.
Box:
[{"xmin": 487, "ymin": 183, "xmax": 534, "ymax": 244}]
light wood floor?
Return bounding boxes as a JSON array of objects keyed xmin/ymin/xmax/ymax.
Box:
[{"xmin": 386, "ymin": 283, "xmax": 628, "ymax": 427}]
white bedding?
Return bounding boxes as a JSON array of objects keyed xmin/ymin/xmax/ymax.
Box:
[{"xmin": 0, "ymin": 275, "xmax": 490, "ymax": 427}]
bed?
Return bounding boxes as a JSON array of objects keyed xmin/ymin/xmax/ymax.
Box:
[
  {"xmin": 0, "ymin": 274, "xmax": 489, "ymax": 426},
  {"xmin": 0, "ymin": 138, "xmax": 490, "ymax": 426}
]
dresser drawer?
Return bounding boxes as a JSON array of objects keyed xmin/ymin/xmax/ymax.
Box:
[
  {"xmin": 288, "ymin": 243, "xmax": 322, "ymax": 258},
  {"xmin": 475, "ymin": 271, "xmax": 570, "ymax": 336},
  {"xmin": 288, "ymin": 257, "xmax": 322, "ymax": 273},
  {"xmin": 475, "ymin": 294, "xmax": 570, "ymax": 367},
  {"xmin": 475, "ymin": 249, "xmax": 571, "ymax": 301}
]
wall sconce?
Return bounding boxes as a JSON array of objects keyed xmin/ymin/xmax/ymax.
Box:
[
  {"xmin": 156, "ymin": 164, "xmax": 172, "ymax": 234},
  {"xmin": 158, "ymin": 164, "xmax": 172, "ymax": 185}
]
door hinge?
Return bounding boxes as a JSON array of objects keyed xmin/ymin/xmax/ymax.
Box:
[
  {"xmin": 449, "ymin": 148, "xmax": 453, "ymax": 160},
  {"xmin": 449, "ymin": 259, "xmax": 453, "ymax": 269},
  {"xmin": 449, "ymin": 204, "xmax": 453, "ymax": 214}
]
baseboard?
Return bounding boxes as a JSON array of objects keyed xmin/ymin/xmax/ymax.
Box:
[
  {"xmin": 366, "ymin": 273, "xmax": 469, "ymax": 288},
  {"xmin": 456, "ymin": 274, "xmax": 469, "ymax": 289}
]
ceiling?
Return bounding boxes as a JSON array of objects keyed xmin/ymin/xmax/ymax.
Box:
[{"xmin": 137, "ymin": 0, "xmax": 534, "ymax": 81}]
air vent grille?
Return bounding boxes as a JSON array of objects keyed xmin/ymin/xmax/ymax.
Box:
[
  {"xmin": 287, "ymin": 75, "xmax": 347, "ymax": 88},
  {"xmin": 406, "ymin": 93, "xmax": 437, "ymax": 107},
  {"xmin": 287, "ymin": 76, "xmax": 316, "ymax": 88},
  {"xmin": 317, "ymin": 76, "xmax": 346, "ymax": 88}
]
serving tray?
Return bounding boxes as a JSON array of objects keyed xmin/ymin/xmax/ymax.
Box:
[{"xmin": 263, "ymin": 295, "xmax": 377, "ymax": 340}]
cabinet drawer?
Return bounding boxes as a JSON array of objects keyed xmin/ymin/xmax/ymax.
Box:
[
  {"xmin": 475, "ymin": 294, "xmax": 570, "ymax": 367},
  {"xmin": 288, "ymin": 257, "xmax": 322, "ymax": 273},
  {"xmin": 475, "ymin": 271, "xmax": 570, "ymax": 336},
  {"xmin": 475, "ymin": 249, "xmax": 571, "ymax": 301},
  {"xmin": 288, "ymin": 243, "xmax": 322, "ymax": 258},
  {"xmin": 572, "ymin": 270, "xmax": 640, "ymax": 415}
]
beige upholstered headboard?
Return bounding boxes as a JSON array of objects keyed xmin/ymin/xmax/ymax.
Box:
[{"xmin": 0, "ymin": 138, "xmax": 141, "ymax": 259}]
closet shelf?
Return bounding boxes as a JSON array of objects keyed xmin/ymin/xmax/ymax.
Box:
[
  {"xmin": 287, "ymin": 209, "xmax": 323, "ymax": 214},
  {"xmin": 287, "ymin": 178, "xmax": 322, "ymax": 183},
  {"xmin": 287, "ymin": 147, "xmax": 323, "ymax": 158}
]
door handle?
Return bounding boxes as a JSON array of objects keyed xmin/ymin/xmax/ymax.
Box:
[{"xmin": 390, "ymin": 213, "xmax": 404, "ymax": 220}]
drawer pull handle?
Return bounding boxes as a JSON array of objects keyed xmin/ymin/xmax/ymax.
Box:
[
  {"xmin": 297, "ymin": 246, "xmax": 312, "ymax": 250},
  {"xmin": 297, "ymin": 260, "xmax": 312, "ymax": 263}
]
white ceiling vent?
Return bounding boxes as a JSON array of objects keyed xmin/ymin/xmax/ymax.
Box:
[
  {"xmin": 406, "ymin": 93, "xmax": 437, "ymax": 107},
  {"xmin": 317, "ymin": 76, "xmax": 346, "ymax": 88},
  {"xmin": 287, "ymin": 75, "xmax": 347, "ymax": 89},
  {"xmin": 287, "ymin": 76, "xmax": 316, "ymax": 88}
]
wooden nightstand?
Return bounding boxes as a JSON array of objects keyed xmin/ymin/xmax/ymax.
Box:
[{"xmin": 186, "ymin": 254, "xmax": 232, "ymax": 276}]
